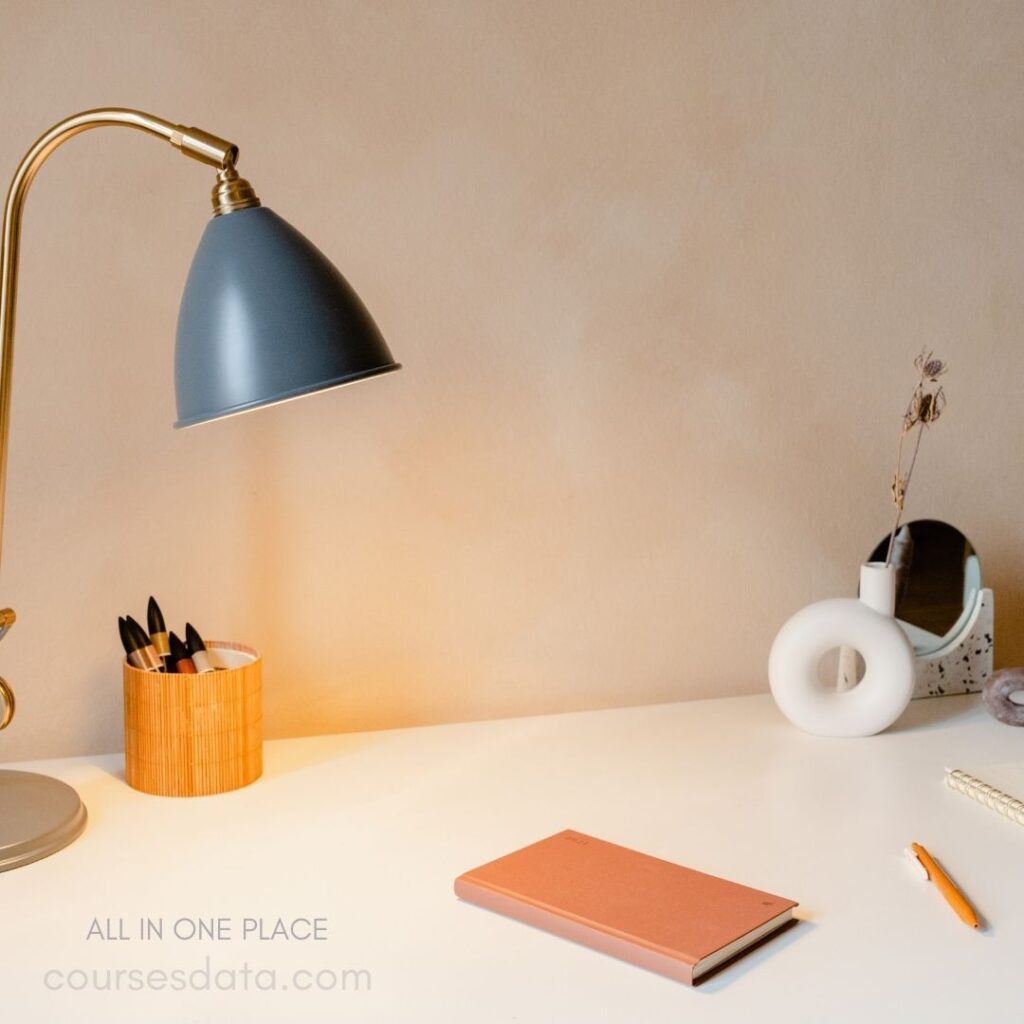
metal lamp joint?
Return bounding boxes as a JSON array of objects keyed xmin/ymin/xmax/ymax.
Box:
[{"xmin": 211, "ymin": 163, "xmax": 261, "ymax": 217}]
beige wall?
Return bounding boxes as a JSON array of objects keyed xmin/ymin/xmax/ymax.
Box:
[{"xmin": 0, "ymin": 0, "xmax": 1021, "ymax": 760}]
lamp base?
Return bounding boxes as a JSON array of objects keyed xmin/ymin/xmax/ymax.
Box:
[{"xmin": 0, "ymin": 769, "xmax": 87, "ymax": 872}]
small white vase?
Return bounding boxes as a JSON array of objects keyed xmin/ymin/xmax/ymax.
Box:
[{"xmin": 768, "ymin": 562, "xmax": 915, "ymax": 737}]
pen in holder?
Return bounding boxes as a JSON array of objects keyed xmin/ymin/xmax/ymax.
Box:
[{"xmin": 123, "ymin": 641, "xmax": 262, "ymax": 797}]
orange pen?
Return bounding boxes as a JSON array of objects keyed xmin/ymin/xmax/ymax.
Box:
[{"xmin": 905, "ymin": 842, "xmax": 979, "ymax": 929}]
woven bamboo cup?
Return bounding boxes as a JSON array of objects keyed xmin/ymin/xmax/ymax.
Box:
[{"xmin": 123, "ymin": 641, "xmax": 262, "ymax": 797}]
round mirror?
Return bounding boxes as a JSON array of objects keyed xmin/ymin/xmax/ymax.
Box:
[{"xmin": 866, "ymin": 520, "xmax": 982, "ymax": 656}]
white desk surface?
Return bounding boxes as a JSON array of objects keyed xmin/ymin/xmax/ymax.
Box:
[{"xmin": 1, "ymin": 692, "xmax": 1022, "ymax": 1023}]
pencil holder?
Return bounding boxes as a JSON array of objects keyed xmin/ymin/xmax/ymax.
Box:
[{"xmin": 123, "ymin": 641, "xmax": 262, "ymax": 797}]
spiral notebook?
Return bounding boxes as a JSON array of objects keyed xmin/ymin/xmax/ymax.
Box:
[{"xmin": 946, "ymin": 764, "xmax": 1024, "ymax": 826}]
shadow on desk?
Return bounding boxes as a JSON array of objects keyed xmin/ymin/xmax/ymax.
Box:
[
  {"xmin": 886, "ymin": 694, "xmax": 986, "ymax": 734},
  {"xmin": 82, "ymin": 729, "xmax": 385, "ymax": 799},
  {"xmin": 698, "ymin": 916, "xmax": 814, "ymax": 993}
]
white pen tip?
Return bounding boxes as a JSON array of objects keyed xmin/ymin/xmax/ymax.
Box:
[{"xmin": 904, "ymin": 846, "xmax": 929, "ymax": 880}]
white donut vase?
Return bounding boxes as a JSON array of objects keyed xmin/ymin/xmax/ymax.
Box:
[{"xmin": 769, "ymin": 597, "xmax": 915, "ymax": 737}]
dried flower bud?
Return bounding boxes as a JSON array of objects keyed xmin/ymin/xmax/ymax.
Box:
[
  {"xmin": 923, "ymin": 359, "xmax": 945, "ymax": 378},
  {"xmin": 921, "ymin": 387, "xmax": 946, "ymax": 424},
  {"xmin": 904, "ymin": 388, "xmax": 923, "ymax": 429}
]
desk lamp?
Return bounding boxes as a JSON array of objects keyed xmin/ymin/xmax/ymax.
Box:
[{"xmin": 0, "ymin": 108, "xmax": 399, "ymax": 871}]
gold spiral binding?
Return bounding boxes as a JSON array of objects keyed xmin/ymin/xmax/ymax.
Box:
[{"xmin": 946, "ymin": 768, "xmax": 1024, "ymax": 827}]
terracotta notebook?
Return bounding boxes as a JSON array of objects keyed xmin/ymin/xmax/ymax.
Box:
[{"xmin": 455, "ymin": 830, "xmax": 797, "ymax": 985}]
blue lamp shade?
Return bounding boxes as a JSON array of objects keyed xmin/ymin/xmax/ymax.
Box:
[{"xmin": 174, "ymin": 207, "xmax": 399, "ymax": 427}]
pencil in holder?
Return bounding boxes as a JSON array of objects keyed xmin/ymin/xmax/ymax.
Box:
[{"xmin": 123, "ymin": 641, "xmax": 262, "ymax": 797}]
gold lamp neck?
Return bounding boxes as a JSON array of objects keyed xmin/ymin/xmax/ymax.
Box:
[
  {"xmin": 212, "ymin": 163, "xmax": 261, "ymax": 216},
  {"xmin": 0, "ymin": 107, "xmax": 256, "ymax": 570},
  {"xmin": 0, "ymin": 107, "xmax": 262, "ymax": 730}
]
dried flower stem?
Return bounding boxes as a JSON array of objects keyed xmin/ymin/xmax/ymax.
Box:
[
  {"xmin": 884, "ymin": 421, "xmax": 924, "ymax": 564},
  {"xmin": 883, "ymin": 350, "xmax": 947, "ymax": 566}
]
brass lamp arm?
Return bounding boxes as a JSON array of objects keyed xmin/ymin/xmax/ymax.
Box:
[
  {"xmin": 0, "ymin": 108, "xmax": 239, "ymax": 573},
  {"xmin": 0, "ymin": 109, "xmax": 240, "ymax": 740}
]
